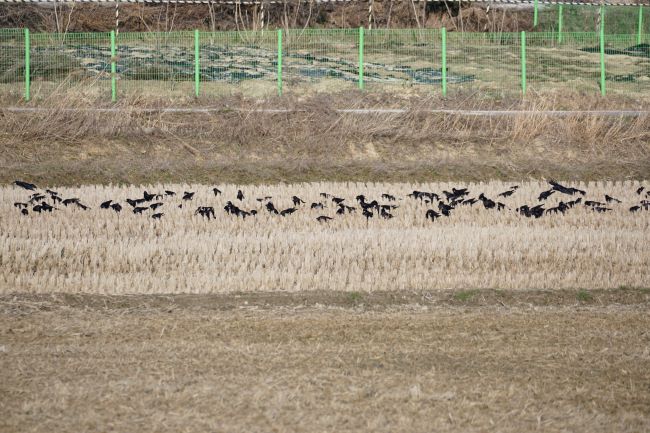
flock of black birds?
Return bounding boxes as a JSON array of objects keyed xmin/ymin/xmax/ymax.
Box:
[{"xmin": 11, "ymin": 180, "xmax": 650, "ymax": 222}]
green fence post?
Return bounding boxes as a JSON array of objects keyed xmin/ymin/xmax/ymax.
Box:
[
  {"xmin": 521, "ymin": 31, "xmax": 526, "ymax": 95},
  {"xmin": 639, "ymin": 5, "xmax": 644, "ymax": 45},
  {"xmin": 599, "ymin": 6, "xmax": 606, "ymax": 96},
  {"xmin": 277, "ymin": 29, "xmax": 282, "ymax": 96},
  {"xmin": 441, "ymin": 27, "xmax": 447, "ymax": 97},
  {"xmin": 558, "ymin": 5, "xmax": 563, "ymax": 44},
  {"xmin": 358, "ymin": 27, "xmax": 364, "ymax": 90},
  {"xmin": 533, "ymin": 0, "xmax": 538, "ymax": 27},
  {"xmin": 110, "ymin": 30, "xmax": 116, "ymax": 102},
  {"xmin": 24, "ymin": 28, "xmax": 30, "ymax": 102},
  {"xmin": 194, "ymin": 29, "xmax": 200, "ymax": 97}
]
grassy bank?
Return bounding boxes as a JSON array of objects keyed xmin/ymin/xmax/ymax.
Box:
[{"xmin": 1, "ymin": 91, "xmax": 649, "ymax": 185}]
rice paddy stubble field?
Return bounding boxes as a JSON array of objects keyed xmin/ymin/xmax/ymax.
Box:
[{"xmin": 2, "ymin": 180, "xmax": 649, "ymax": 294}]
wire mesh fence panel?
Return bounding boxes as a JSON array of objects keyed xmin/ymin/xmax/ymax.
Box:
[
  {"xmin": 364, "ymin": 29, "xmax": 442, "ymax": 93},
  {"xmin": 282, "ymin": 28, "xmax": 359, "ymax": 95},
  {"xmin": 0, "ymin": 29, "xmax": 25, "ymax": 100},
  {"xmin": 604, "ymin": 33, "xmax": 650, "ymax": 96},
  {"xmin": 116, "ymin": 31, "xmax": 195, "ymax": 101},
  {"xmin": 200, "ymin": 30, "xmax": 277, "ymax": 98},
  {"xmin": 28, "ymin": 32, "xmax": 111, "ymax": 101},
  {"xmin": 526, "ymin": 32, "xmax": 602, "ymax": 94},
  {"xmin": 537, "ymin": 5, "xmax": 602, "ymax": 33},
  {"xmin": 446, "ymin": 32, "xmax": 521, "ymax": 96}
]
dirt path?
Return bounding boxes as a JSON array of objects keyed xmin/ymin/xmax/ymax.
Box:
[{"xmin": 1, "ymin": 293, "xmax": 649, "ymax": 432}]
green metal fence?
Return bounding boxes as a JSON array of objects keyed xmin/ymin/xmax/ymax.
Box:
[{"xmin": 1, "ymin": 20, "xmax": 649, "ymax": 102}]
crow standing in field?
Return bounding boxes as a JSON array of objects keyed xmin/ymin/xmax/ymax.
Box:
[
  {"xmin": 636, "ymin": 186, "xmax": 645, "ymax": 195},
  {"xmin": 517, "ymin": 204, "xmax": 545, "ymax": 219},
  {"xmin": 152, "ymin": 213, "xmax": 164, "ymax": 220},
  {"xmin": 265, "ymin": 202, "xmax": 279, "ymax": 215},
  {"xmin": 280, "ymin": 207, "xmax": 297, "ymax": 217},
  {"xmin": 362, "ymin": 209, "xmax": 373, "ymax": 221},
  {"xmin": 14, "ymin": 202, "xmax": 28, "ymax": 209},
  {"xmin": 310, "ymin": 202, "xmax": 324, "ymax": 210},
  {"xmin": 150, "ymin": 202, "xmax": 164, "ymax": 211},
  {"xmin": 425, "ymin": 209, "xmax": 441, "ymax": 221},
  {"xmin": 14, "ymin": 180, "xmax": 37, "ymax": 191},
  {"xmin": 316, "ymin": 215, "xmax": 333, "ymax": 222},
  {"xmin": 381, "ymin": 194, "xmax": 396, "ymax": 201},
  {"xmin": 133, "ymin": 206, "xmax": 148, "ymax": 214},
  {"xmin": 183, "ymin": 191, "xmax": 195, "ymax": 201},
  {"xmin": 165, "ymin": 190, "xmax": 176, "ymax": 197},
  {"xmin": 143, "ymin": 191, "xmax": 155, "ymax": 202},
  {"xmin": 100, "ymin": 200, "xmax": 113, "ymax": 209},
  {"xmin": 196, "ymin": 206, "xmax": 216, "ymax": 220},
  {"xmin": 605, "ymin": 195, "xmax": 621, "ymax": 204},
  {"xmin": 438, "ymin": 201, "xmax": 453, "ymax": 216},
  {"xmin": 237, "ymin": 190, "xmax": 244, "ymax": 201},
  {"xmin": 332, "ymin": 197, "xmax": 345, "ymax": 205},
  {"xmin": 538, "ymin": 189, "xmax": 555, "ymax": 201},
  {"xmin": 213, "ymin": 188, "xmax": 222, "ymax": 196},
  {"xmin": 110, "ymin": 203, "xmax": 122, "ymax": 213},
  {"xmin": 292, "ymin": 196, "xmax": 305, "ymax": 206}
]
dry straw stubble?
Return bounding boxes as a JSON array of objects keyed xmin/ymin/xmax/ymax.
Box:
[{"xmin": 1, "ymin": 181, "xmax": 649, "ymax": 294}]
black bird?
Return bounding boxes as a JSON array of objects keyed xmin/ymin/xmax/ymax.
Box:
[
  {"xmin": 592, "ymin": 206, "xmax": 612, "ymax": 213},
  {"xmin": 152, "ymin": 213, "xmax": 164, "ymax": 220},
  {"xmin": 478, "ymin": 194, "xmax": 496, "ymax": 210},
  {"xmin": 14, "ymin": 202, "xmax": 28, "ymax": 209},
  {"xmin": 150, "ymin": 202, "xmax": 164, "ymax": 211},
  {"xmin": 100, "ymin": 200, "xmax": 113, "ymax": 209},
  {"xmin": 438, "ymin": 201, "xmax": 453, "ymax": 216},
  {"xmin": 585, "ymin": 201, "xmax": 604, "ymax": 207},
  {"xmin": 143, "ymin": 191, "xmax": 155, "ymax": 202},
  {"xmin": 320, "ymin": 193, "xmax": 332, "ymax": 199},
  {"xmin": 28, "ymin": 194, "xmax": 46, "ymax": 203},
  {"xmin": 546, "ymin": 202, "xmax": 569, "ymax": 215},
  {"xmin": 213, "ymin": 188, "xmax": 222, "ymax": 196},
  {"xmin": 237, "ymin": 190, "xmax": 244, "ymax": 201},
  {"xmin": 50, "ymin": 195, "xmax": 63, "ymax": 204},
  {"xmin": 280, "ymin": 207, "xmax": 297, "ymax": 216},
  {"xmin": 62, "ymin": 198, "xmax": 80, "ymax": 207},
  {"xmin": 316, "ymin": 215, "xmax": 333, "ymax": 222},
  {"xmin": 517, "ymin": 204, "xmax": 545, "ymax": 219},
  {"xmin": 33, "ymin": 203, "xmax": 54, "ymax": 213},
  {"xmin": 133, "ymin": 206, "xmax": 148, "ymax": 214},
  {"xmin": 538, "ymin": 189, "xmax": 555, "ymax": 201},
  {"xmin": 381, "ymin": 194, "xmax": 396, "ymax": 201},
  {"xmin": 256, "ymin": 196, "xmax": 273, "ymax": 202},
  {"xmin": 461, "ymin": 198, "xmax": 478, "ymax": 206},
  {"xmin": 636, "ymin": 186, "xmax": 645, "ymax": 195},
  {"xmin": 196, "ymin": 206, "xmax": 216, "ymax": 220},
  {"xmin": 182, "ymin": 192, "xmax": 195, "ymax": 201},
  {"xmin": 356, "ymin": 194, "xmax": 366, "ymax": 203},
  {"xmin": 292, "ymin": 196, "xmax": 305, "ymax": 206},
  {"xmin": 126, "ymin": 199, "xmax": 138, "ymax": 207},
  {"xmin": 605, "ymin": 195, "xmax": 621, "ymax": 204},
  {"xmin": 362, "ymin": 209, "xmax": 373, "ymax": 221},
  {"xmin": 549, "ymin": 180, "xmax": 586, "ymax": 196},
  {"xmin": 425, "ymin": 209, "xmax": 441, "ymax": 221},
  {"xmin": 380, "ymin": 208, "xmax": 393, "ymax": 219},
  {"xmin": 497, "ymin": 189, "xmax": 516, "ymax": 198},
  {"xmin": 165, "ymin": 190, "xmax": 176, "ymax": 197},
  {"xmin": 74, "ymin": 202, "xmax": 90, "ymax": 211},
  {"xmin": 310, "ymin": 202, "xmax": 324, "ymax": 210},
  {"xmin": 265, "ymin": 202, "xmax": 279, "ymax": 214},
  {"xmin": 566, "ymin": 198, "xmax": 582, "ymax": 208},
  {"xmin": 336, "ymin": 206, "xmax": 346, "ymax": 215},
  {"xmin": 46, "ymin": 189, "xmax": 59, "ymax": 196},
  {"xmin": 14, "ymin": 180, "xmax": 37, "ymax": 191},
  {"xmin": 332, "ymin": 197, "xmax": 345, "ymax": 205},
  {"xmin": 630, "ymin": 206, "xmax": 641, "ymax": 213},
  {"xmin": 21, "ymin": 208, "xmax": 28, "ymax": 216},
  {"xmin": 110, "ymin": 203, "xmax": 122, "ymax": 213}
]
